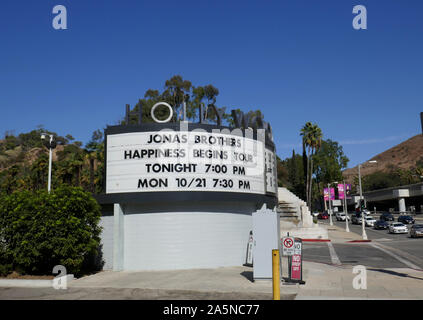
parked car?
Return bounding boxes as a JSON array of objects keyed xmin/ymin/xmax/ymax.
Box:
[
  {"xmin": 380, "ymin": 212, "xmax": 394, "ymax": 222},
  {"xmin": 318, "ymin": 212, "xmax": 329, "ymax": 220},
  {"xmin": 365, "ymin": 216, "xmax": 377, "ymax": 227},
  {"xmin": 388, "ymin": 222, "xmax": 408, "ymax": 234},
  {"xmin": 352, "ymin": 212, "xmax": 366, "ymax": 224},
  {"xmin": 336, "ymin": 212, "xmax": 350, "ymax": 221},
  {"xmin": 409, "ymin": 224, "xmax": 423, "ymax": 238},
  {"xmin": 398, "ymin": 215, "xmax": 415, "ymax": 224},
  {"xmin": 374, "ymin": 220, "xmax": 389, "ymax": 230},
  {"xmin": 311, "ymin": 212, "xmax": 320, "ymax": 217}
]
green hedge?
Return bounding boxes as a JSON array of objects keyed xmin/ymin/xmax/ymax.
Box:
[{"xmin": 0, "ymin": 186, "xmax": 102, "ymax": 276}]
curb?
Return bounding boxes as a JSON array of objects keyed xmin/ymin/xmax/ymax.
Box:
[
  {"xmin": 0, "ymin": 274, "xmax": 74, "ymax": 288},
  {"xmin": 0, "ymin": 279, "xmax": 52, "ymax": 288},
  {"xmin": 301, "ymin": 239, "xmax": 331, "ymax": 242},
  {"xmin": 347, "ymin": 240, "xmax": 372, "ymax": 243}
]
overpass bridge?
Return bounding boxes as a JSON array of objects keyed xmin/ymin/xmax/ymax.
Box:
[{"xmin": 347, "ymin": 182, "xmax": 423, "ymax": 213}]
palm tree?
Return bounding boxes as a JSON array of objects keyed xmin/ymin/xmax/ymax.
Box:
[
  {"xmin": 301, "ymin": 122, "xmax": 313, "ymax": 206},
  {"xmin": 308, "ymin": 124, "xmax": 323, "ymax": 210},
  {"xmin": 300, "ymin": 122, "xmax": 323, "ymax": 210}
]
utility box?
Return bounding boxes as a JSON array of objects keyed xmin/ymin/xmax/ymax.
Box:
[{"xmin": 252, "ymin": 206, "xmax": 280, "ymax": 281}]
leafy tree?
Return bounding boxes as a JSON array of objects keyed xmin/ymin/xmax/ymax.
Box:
[
  {"xmin": 162, "ymin": 75, "xmax": 192, "ymax": 121},
  {"xmin": 278, "ymin": 150, "xmax": 306, "ymax": 199},
  {"xmin": 84, "ymin": 130, "xmax": 104, "ymax": 193},
  {"xmin": 0, "ymin": 186, "xmax": 102, "ymax": 276},
  {"xmin": 313, "ymin": 139, "xmax": 349, "ymax": 208},
  {"xmin": 313, "ymin": 139, "xmax": 349, "ymax": 184}
]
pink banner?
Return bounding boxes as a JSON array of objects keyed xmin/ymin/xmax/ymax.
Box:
[
  {"xmin": 338, "ymin": 184, "xmax": 345, "ymax": 199},
  {"xmin": 323, "ymin": 188, "xmax": 329, "ymax": 201},
  {"xmin": 324, "ymin": 188, "xmax": 335, "ymax": 200},
  {"xmin": 330, "ymin": 188, "xmax": 335, "ymax": 200}
]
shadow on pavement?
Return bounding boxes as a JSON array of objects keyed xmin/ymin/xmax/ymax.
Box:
[
  {"xmin": 367, "ymin": 268, "xmax": 423, "ymax": 281},
  {"xmin": 240, "ymin": 271, "xmax": 253, "ymax": 283}
]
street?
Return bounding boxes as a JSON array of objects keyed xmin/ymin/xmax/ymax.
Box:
[{"xmin": 304, "ymin": 217, "xmax": 423, "ymax": 270}]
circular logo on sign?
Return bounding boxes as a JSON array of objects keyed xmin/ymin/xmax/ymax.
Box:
[
  {"xmin": 284, "ymin": 238, "xmax": 293, "ymax": 248},
  {"xmin": 151, "ymin": 102, "xmax": 173, "ymax": 123}
]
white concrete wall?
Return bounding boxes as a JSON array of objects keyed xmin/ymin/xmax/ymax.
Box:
[
  {"xmin": 99, "ymin": 215, "xmax": 114, "ymax": 270},
  {"xmin": 123, "ymin": 211, "xmax": 252, "ymax": 271}
]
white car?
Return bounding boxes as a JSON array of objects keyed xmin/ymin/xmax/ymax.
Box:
[
  {"xmin": 352, "ymin": 213, "xmax": 367, "ymax": 224},
  {"xmin": 365, "ymin": 216, "xmax": 377, "ymax": 227},
  {"xmin": 311, "ymin": 212, "xmax": 319, "ymax": 217},
  {"xmin": 336, "ymin": 212, "xmax": 350, "ymax": 221},
  {"xmin": 388, "ymin": 223, "xmax": 408, "ymax": 234}
]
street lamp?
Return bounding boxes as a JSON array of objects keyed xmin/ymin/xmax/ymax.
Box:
[
  {"xmin": 343, "ymin": 180, "xmax": 349, "ymax": 232},
  {"xmin": 358, "ymin": 160, "xmax": 377, "ymax": 240},
  {"xmin": 41, "ymin": 133, "xmax": 55, "ymax": 193}
]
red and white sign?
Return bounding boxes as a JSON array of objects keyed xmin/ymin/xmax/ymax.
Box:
[
  {"xmin": 291, "ymin": 254, "xmax": 302, "ymax": 280},
  {"xmin": 282, "ymin": 237, "xmax": 295, "ymax": 256}
]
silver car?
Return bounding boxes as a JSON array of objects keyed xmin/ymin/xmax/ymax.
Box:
[
  {"xmin": 365, "ymin": 216, "xmax": 377, "ymax": 227},
  {"xmin": 389, "ymin": 223, "xmax": 408, "ymax": 234},
  {"xmin": 409, "ymin": 224, "xmax": 423, "ymax": 238},
  {"xmin": 336, "ymin": 212, "xmax": 350, "ymax": 221}
]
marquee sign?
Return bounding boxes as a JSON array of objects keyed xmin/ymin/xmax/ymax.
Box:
[
  {"xmin": 106, "ymin": 130, "xmax": 277, "ymax": 195},
  {"xmin": 104, "ymin": 102, "xmax": 277, "ymax": 197}
]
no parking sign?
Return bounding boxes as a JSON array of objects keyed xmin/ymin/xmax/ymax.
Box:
[
  {"xmin": 282, "ymin": 237, "xmax": 295, "ymax": 256},
  {"xmin": 281, "ymin": 236, "xmax": 305, "ymax": 284}
]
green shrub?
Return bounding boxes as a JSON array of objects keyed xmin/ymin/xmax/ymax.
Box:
[{"xmin": 0, "ymin": 186, "xmax": 102, "ymax": 277}]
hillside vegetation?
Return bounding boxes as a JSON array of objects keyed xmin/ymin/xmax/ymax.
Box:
[
  {"xmin": 342, "ymin": 134, "xmax": 423, "ymax": 191},
  {"xmin": 0, "ymin": 128, "xmax": 104, "ymax": 195}
]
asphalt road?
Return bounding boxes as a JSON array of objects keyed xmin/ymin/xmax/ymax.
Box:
[{"xmin": 304, "ymin": 218, "xmax": 423, "ymax": 270}]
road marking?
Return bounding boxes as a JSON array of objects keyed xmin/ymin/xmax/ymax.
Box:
[
  {"xmin": 327, "ymin": 242, "xmax": 342, "ymax": 265},
  {"xmin": 371, "ymin": 243, "xmax": 420, "ymax": 270}
]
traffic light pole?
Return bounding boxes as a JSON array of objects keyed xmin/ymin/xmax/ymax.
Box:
[
  {"xmin": 343, "ymin": 180, "xmax": 349, "ymax": 232},
  {"xmin": 358, "ymin": 164, "xmax": 368, "ymax": 240},
  {"xmin": 327, "ymin": 183, "xmax": 333, "ymax": 226}
]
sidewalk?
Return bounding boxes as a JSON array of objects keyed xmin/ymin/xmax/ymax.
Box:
[
  {"xmin": 65, "ymin": 267, "xmax": 293, "ymax": 300},
  {"xmin": 320, "ymin": 223, "xmax": 364, "ymax": 243},
  {"xmin": 295, "ymin": 261, "xmax": 423, "ymax": 299}
]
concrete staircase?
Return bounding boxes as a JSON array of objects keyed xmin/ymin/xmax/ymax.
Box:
[{"xmin": 278, "ymin": 187, "xmax": 328, "ymax": 240}]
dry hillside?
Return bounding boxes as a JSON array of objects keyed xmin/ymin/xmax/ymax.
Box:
[
  {"xmin": 343, "ymin": 134, "xmax": 423, "ymax": 183},
  {"xmin": 0, "ymin": 145, "xmax": 64, "ymax": 171}
]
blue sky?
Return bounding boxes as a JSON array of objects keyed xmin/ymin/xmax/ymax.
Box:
[{"xmin": 1, "ymin": 0, "xmax": 422, "ymax": 168}]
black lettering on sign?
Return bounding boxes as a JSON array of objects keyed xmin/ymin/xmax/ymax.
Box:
[
  {"xmin": 138, "ymin": 178, "xmax": 168, "ymax": 188},
  {"xmin": 145, "ymin": 163, "xmax": 197, "ymax": 173},
  {"xmin": 147, "ymin": 134, "xmax": 188, "ymax": 144},
  {"xmin": 239, "ymin": 180, "xmax": 251, "ymax": 190},
  {"xmin": 233, "ymin": 166, "xmax": 245, "ymax": 175}
]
